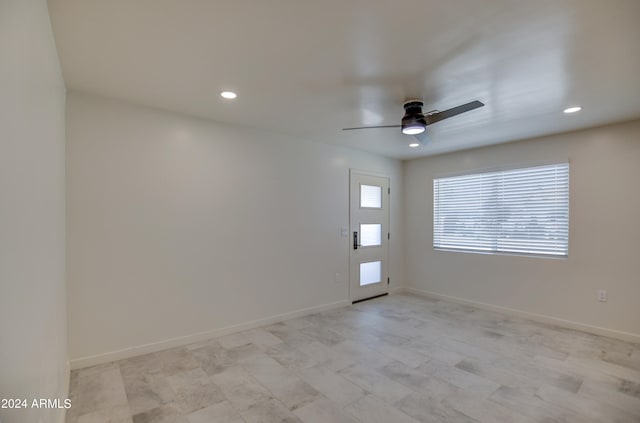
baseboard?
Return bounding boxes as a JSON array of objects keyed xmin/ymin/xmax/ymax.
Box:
[
  {"xmin": 405, "ymin": 287, "xmax": 640, "ymax": 344},
  {"xmin": 70, "ymin": 299, "xmax": 349, "ymax": 370}
]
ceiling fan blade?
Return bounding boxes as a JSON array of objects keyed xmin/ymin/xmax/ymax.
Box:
[
  {"xmin": 413, "ymin": 131, "xmax": 430, "ymax": 145},
  {"xmin": 342, "ymin": 124, "xmax": 401, "ymax": 131},
  {"xmin": 425, "ymin": 100, "xmax": 484, "ymax": 125}
]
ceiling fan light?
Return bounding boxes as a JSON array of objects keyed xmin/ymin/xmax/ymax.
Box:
[{"xmin": 402, "ymin": 124, "xmax": 426, "ymax": 135}]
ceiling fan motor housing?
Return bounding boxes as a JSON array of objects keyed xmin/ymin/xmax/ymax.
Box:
[
  {"xmin": 402, "ymin": 100, "xmax": 427, "ymax": 127},
  {"xmin": 403, "ymin": 100, "xmax": 424, "ymax": 114}
]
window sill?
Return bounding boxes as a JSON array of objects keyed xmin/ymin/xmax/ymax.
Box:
[{"xmin": 433, "ymin": 247, "xmax": 568, "ymax": 260}]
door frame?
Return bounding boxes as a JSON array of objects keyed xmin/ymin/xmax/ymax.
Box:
[{"xmin": 349, "ymin": 169, "xmax": 391, "ymax": 303}]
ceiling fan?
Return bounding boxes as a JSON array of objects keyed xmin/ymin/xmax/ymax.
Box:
[{"xmin": 343, "ymin": 99, "xmax": 484, "ymax": 144}]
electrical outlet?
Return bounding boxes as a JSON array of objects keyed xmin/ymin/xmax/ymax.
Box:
[{"xmin": 598, "ymin": 290, "xmax": 608, "ymax": 302}]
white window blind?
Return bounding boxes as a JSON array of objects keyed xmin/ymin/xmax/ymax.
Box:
[{"xmin": 433, "ymin": 163, "xmax": 569, "ymax": 257}]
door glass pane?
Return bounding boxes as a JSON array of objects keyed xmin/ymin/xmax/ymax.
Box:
[
  {"xmin": 360, "ymin": 224, "xmax": 382, "ymax": 247},
  {"xmin": 360, "ymin": 261, "xmax": 381, "ymax": 286},
  {"xmin": 360, "ymin": 185, "xmax": 382, "ymax": 208}
]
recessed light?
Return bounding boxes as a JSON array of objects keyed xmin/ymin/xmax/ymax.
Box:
[
  {"xmin": 409, "ymin": 142, "xmax": 420, "ymax": 148},
  {"xmin": 563, "ymin": 106, "xmax": 581, "ymax": 114},
  {"xmin": 220, "ymin": 91, "xmax": 237, "ymax": 99}
]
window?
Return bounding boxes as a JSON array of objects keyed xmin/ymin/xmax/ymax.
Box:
[{"xmin": 433, "ymin": 163, "xmax": 569, "ymax": 257}]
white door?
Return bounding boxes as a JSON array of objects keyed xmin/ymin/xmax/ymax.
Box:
[{"xmin": 349, "ymin": 170, "xmax": 390, "ymax": 302}]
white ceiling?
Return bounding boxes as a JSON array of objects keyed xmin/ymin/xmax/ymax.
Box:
[{"xmin": 48, "ymin": 0, "xmax": 640, "ymax": 159}]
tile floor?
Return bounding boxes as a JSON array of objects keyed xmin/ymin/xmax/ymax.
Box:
[{"xmin": 66, "ymin": 294, "xmax": 640, "ymax": 423}]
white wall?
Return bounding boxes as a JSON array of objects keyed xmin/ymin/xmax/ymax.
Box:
[
  {"xmin": 0, "ymin": 1, "xmax": 68, "ymax": 422},
  {"xmin": 66, "ymin": 92, "xmax": 403, "ymax": 365},
  {"xmin": 404, "ymin": 120, "xmax": 640, "ymax": 340}
]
